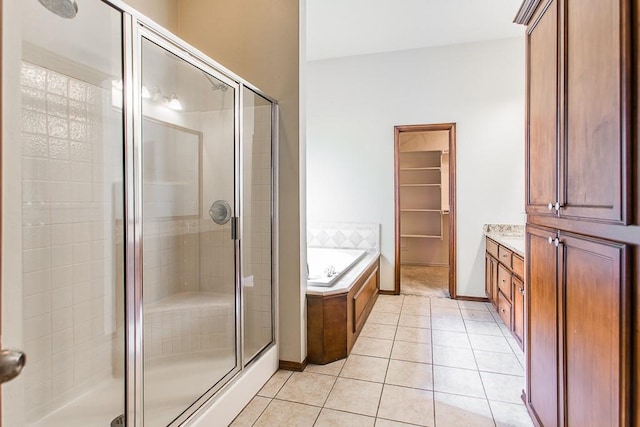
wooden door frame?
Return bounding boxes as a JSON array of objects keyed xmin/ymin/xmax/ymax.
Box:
[{"xmin": 393, "ymin": 123, "xmax": 457, "ymax": 297}]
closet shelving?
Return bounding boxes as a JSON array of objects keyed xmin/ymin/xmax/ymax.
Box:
[{"xmin": 399, "ymin": 150, "xmax": 443, "ymax": 239}]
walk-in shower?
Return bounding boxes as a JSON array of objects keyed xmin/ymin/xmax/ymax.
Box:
[{"xmin": 1, "ymin": 0, "xmax": 276, "ymax": 425}]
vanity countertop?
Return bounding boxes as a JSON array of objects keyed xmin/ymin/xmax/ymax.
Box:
[
  {"xmin": 483, "ymin": 224, "xmax": 525, "ymax": 257},
  {"xmin": 306, "ymin": 251, "xmax": 380, "ymax": 297}
]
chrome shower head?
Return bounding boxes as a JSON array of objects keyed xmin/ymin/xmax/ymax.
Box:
[{"xmin": 37, "ymin": 0, "xmax": 78, "ymax": 19}]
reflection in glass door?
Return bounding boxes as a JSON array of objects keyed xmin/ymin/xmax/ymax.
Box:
[{"xmin": 140, "ymin": 38, "xmax": 238, "ymax": 425}]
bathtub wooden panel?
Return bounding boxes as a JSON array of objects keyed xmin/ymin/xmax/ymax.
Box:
[{"xmin": 306, "ymin": 257, "xmax": 380, "ymax": 365}]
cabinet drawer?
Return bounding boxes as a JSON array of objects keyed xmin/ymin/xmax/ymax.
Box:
[
  {"xmin": 497, "ymin": 264, "xmax": 512, "ymax": 300},
  {"xmin": 498, "ymin": 246, "xmax": 513, "ymax": 267},
  {"xmin": 512, "ymin": 254, "xmax": 524, "ymax": 279},
  {"xmin": 486, "ymin": 238, "xmax": 499, "ymax": 259},
  {"xmin": 498, "ymin": 291, "xmax": 512, "ymax": 328}
]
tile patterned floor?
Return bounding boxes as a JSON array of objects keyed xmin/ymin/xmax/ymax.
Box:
[{"xmin": 232, "ymin": 295, "xmax": 535, "ymax": 427}]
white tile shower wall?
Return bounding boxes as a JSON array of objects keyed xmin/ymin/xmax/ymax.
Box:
[
  {"xmin": 142, "ymin": 219, "xmax": 201, "ymax": 304},
  {"xmin": 243, "ymin": 103, "xmax": 273, "ymax": 355},
  {"xmin": 143, "ymin": 292, "xmax": 235, "ymax": 360},
  {"xmin": 307, "ymin": 222, "xmax": 380, "ymax": 252},
  {"xmin": 20, "ymin": 62, "xmax": 122, "ymax": 422}
]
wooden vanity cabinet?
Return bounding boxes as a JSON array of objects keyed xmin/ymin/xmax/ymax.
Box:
[
  {"xmin": 484, "ymin": 237, "xmax": 525, "ymax": 349},
  {"xmin": 523, "ymin": 0, "xmax": 629, "ymax": 224},
  {"xmin": 517, "ymin": 0, "xmax": 635, "ymax": 424},
  {"xmin": 526, "ymin": 225, "xmax": 629, "ymax": 427}
]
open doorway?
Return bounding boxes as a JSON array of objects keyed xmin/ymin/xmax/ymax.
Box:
[{"xmin": 394, "ymin": 123, "xmax": 456, "ymax": 297}]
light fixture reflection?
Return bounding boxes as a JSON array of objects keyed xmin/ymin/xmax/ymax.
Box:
[
  {"xmin": 141, "ymin": 85, "xmax": 151, "ymax": 99},
  {"xmin": 167, "ymin": 93, "xmax": 183, "ymax": 111}
]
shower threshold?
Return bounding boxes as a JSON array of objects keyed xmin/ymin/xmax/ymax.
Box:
[{"xmin": 28, "ymin": 352, "xmax": 235, "ymax": 427}]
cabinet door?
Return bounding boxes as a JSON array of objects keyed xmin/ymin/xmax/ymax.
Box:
[
  {"xmin": 526, "ymin": 225, "xmax": 559, "ymax": 427},
  {"xmin": 490, "ymin": 257, "xmax": 499, "ymax": 308},
  {"xmin": 485, "ymin": 254, "xmax": 493, "ymax": 301},
  {"xmin": 512, "ymin": 276, "xmax": 525, "ymax": 349},
  {"xmin": 560, "ymin": 233, "xmax": 629, "ymax": 426},
  {"xmin": 561, "ymin": 0, "xmax": 630, "ymax": 223},
  {"xmin": 526, "ymin": 0, "xmax": 558, "ymax": 216}
]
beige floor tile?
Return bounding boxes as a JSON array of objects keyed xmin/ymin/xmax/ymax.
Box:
[
  {"xmin": 368, "ymin": 311, "xmax": 400, "ymax": 326},
  {"xmin": 373, "ymin": 300, "xmax": 403, "ymax": 314},
  {"xmin": 468, "ymin": 334, "xmax": 513, "ymax": 354},
  {"xmin": 398, "ymin": 313, "xmax": 431, "ymax": 329},
  {"xmin": 480, "ymin": 372, "xmax": 525, "ymax": 404},
  {"xmin": 257, "ymin": 369, "xmax": 292, "ymax": 398},
  {"xmin": 403, "ymin": 295, "xmax": 432, "ymax": 306},
  {"xmin": 505, "ymin": 335, "xmax": 524, "ymax": 356},
  {"xmin": 430, "ymin": 316, "xmax": 466, "ymax": 332},
  {"xmin": 391, "ymin": 340, "xmax": 432, "ymax": 364},
  {"xmin": 377, "ymin": 384, "xmax": 435, "ymax": 426},
  {"xmin": 433, "ymin": 365, "xmax": 485, "ymax": 398},
  {"xmin": 474, "ymin": 350, "xmax": 524, "ymax": 376},
  {"xmin": 434, "ymin": 392, "xmax": 494, "ymax": 427},
  {"xmin": 361, "ymin": 323, "xmax": 397, "ymax": 340},
  {"xmin": 276, "ymin": 372, "xmax": 336, "ymax": 406},
  {"xmin": 461, "ymin": 309, "xmax": 496, "ymax": 322},
  {"xmin": 254, "ymin": 399, "xmax": 320, "ymax": 426},
  {"xmin": 430, "ymin": 306, "xmax": 462, "ymax": 318},
  {"xmin": 432, "ymin": 330, "xmax": 471, "ymax": 349},
  {"xmin": 384, "ymin": 359, "xmax": 433, "ymax": 390},
  {"xmin": 432, "ymin": 345, "xmax": 477, "ymax": 370},
  {"xmin": 341, "ymin": 354, "xmax": 389, "ymax": 383},
  {"xmin": 378, "ymin": 294, "xmax": 404, "ymax": 303},
  {"xmin": 324, "ymin": 377, "xmax": 383, "ymax": 417},
  {"xmin": 401, "ymin": 304, "xmax": 431, "ymax": 316},
  {"xmin": 395, "ymin": 326, "xmax": 431, "ymax": 344},
  {"xmin": 458, "ymin": 300, "xmax": 491, "ymax": 311},
  {"xmin": 374, "ymin": 420, "xmax": 416, "ymax": 426},
  {"xmin": 230, "ymin": 396, "xmax": 271, "ymax": 426},
  {"xmin": 464, "ymin": 319, "xmax": 504, "ymax": 336},
  {"xmin": 490, "ymin": 401, "xmax": 535, "ymax": 427},
  {"xmin": 315, "ymin": 408, "xmax": 375, "ymax": 427},
  {"xmin": 429, "ymin": 297, "xmax": 459, "ymax": 308},
  {"xmin": 304, "ymin": 359, "xmax": 346, "ymax": 376},
  {"xmin": 351, "ymin": 336, "xmax": 394, "ymax": 358},
  {"xmin": 491, "ymin": 310, "xmax": 505, "ymax": 323}
]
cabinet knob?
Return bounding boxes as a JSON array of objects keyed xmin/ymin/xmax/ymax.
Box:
[
  {"xmin": 547, "ymin": 202, "xmax": 561, "ymax": 211},
  {"xmin": 547, "ymin": 236, "xmax": 561, "ymax": 247},
  {"xmin": 519, "ymin": 287, "xmax": 524, "ymax": 294}
]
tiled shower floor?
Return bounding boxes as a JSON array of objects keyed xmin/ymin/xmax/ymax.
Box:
[{"xmin": 232, "ymin": 295, "xmax": 534, "ymax": 426}]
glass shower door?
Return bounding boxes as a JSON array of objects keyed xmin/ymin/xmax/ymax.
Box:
[
  {"xmin": 140, "ymin": 37, "xmax": 238, "ymax": 425},
  {"xmin": 2, "ymin": 1, "xmax": 126, "ymax": 426}
]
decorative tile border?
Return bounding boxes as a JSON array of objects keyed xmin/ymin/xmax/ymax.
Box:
[{"xmin": 307, "ymin": 222, "xmax": 380, "ymax": 251}]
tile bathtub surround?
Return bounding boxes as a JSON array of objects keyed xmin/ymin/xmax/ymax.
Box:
[{"xmin": 232, "ymin": 295, "xmax": 534, "ymax": 426}]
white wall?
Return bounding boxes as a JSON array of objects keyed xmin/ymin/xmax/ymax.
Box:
[{"xmin": 306, "ymin": 37, "xmax": 525, "ymax": 297}]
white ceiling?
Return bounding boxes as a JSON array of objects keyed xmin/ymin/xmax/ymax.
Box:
[{"xmin": 306, "ymin": 0, "xmax": 525, "ymax": 61}]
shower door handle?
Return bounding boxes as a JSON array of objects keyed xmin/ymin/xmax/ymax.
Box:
[
  {"xmin": 231, "ymin": 216, "xmax": 239, "ymax": 240},
  {"xmin": 0, "ymin": 349, "xmax": 26, "ymax": 384}
]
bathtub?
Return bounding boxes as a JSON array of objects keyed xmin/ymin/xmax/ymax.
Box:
[{"xmin": 307, "ymin": 247, "xmax": 367, "ymax": 287}]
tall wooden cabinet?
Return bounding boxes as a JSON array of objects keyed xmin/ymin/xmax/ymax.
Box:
[{"xmin": 516, "ymin": 0, "xmax": 636, "ymax": 426}]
